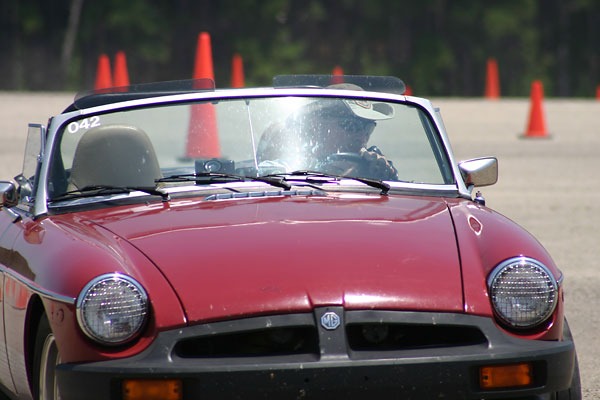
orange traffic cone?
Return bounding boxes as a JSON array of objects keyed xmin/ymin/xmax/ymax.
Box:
[
  {"xmin": 94, "ymin": 54, "xmax": 113, "ymax": 90},
  {"xmin": 596, "ymin": 85, "xmax": 600, "ymax": 100},
  {"xmin": 113, "ymin": 51, "xmax": 130, "ymax": 87},
  {"xmin": 331, "ymin": 66, "xmax": 344, "ymax": 84},
  {"xmin": 186, "ymin": 32, "xmax": 220, "ymax": 159},
  {"xmin": 484, "ymin": 58, "xmax": 500, "ymax": 99},
  {"xmin": 230, "ymin": 54, "xmax": 245, "ymax": 88},
  {"xmin": 193, "ymin": 32, "xmax": 215, "ymax": 82},
  {"xmin": 523, "ymin": 80, "xmax": 549, "ymax": 138}
]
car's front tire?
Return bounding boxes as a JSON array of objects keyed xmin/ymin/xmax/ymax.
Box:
[{"xmin": 33, "ymin": 315, "xmax": 62, "ymax": 400}]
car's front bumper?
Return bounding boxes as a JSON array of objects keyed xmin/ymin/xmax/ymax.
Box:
[{"xmin": 57, "ymin": 308, "xmax": 576, "ymax": 400}]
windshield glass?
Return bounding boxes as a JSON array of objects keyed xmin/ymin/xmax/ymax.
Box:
[{"xmin": 48, "ymin": 96, "xmax": 453, "ymax": 198}]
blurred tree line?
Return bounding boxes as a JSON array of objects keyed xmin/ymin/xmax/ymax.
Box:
[{"xmin": 1, "ymin": 0, "xmax": 598, "ymax": 96}]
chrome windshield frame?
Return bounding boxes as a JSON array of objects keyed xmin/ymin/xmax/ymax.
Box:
[{"xmin": 34, "ymin": 87, "xmax": 471, "ymax": 217}]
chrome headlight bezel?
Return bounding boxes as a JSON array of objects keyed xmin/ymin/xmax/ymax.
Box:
[
  {"xmin": 76, "ymin": 273, "xmax": 149, "ymax": 345},
  {"xmin": 487, "ymin": 257, "xmax": 559, "ymax": 329}
]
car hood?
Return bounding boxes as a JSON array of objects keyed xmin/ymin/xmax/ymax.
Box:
[{"xmin": 90, "ymin": 193, "xmax": 462, "ymax": 323}]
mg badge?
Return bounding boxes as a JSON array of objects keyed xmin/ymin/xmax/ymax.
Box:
[{"xmin": 320, "ymin": 311, "xmax": 341, "ymax": 330}]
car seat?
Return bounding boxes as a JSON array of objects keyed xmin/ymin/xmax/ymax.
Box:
[{"xmin": 69, "ymin": 124, "xmax": 162, "ymax": 190}]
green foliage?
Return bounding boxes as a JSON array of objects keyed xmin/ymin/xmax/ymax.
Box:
[
  {"xmin": 1, "ymin": 0, "xmax": 599, "ymax": 96},
  {"xmin": 20, "ymin": 5, "xmax": 44, "ymax": 35}
]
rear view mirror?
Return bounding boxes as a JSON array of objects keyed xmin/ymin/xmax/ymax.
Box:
[
  {"xmin": 0, "ymin": 181, "xmax": 18, "ymax": 207},
  {"xmin": 458, "ymin": 157, "xmax": 498, "ymax": 187}
]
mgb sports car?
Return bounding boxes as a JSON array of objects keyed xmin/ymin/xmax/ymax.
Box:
[{"xmin": 0, "ymin": 75, "xmax": 580, "ymax": 399}]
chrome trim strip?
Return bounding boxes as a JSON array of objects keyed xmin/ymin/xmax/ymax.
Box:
[
  {"xmin": 76, "ymin": 87, "xmax": 409, "ymax": 115},
  {"xmin": 1, "ymin": 268, "xmax": 76, "ymax": 305},
  {"xmin": 2, "ymin": 207, "xmax": 22, "ymax": 222},
  {"xmin": 487, "ymin": 256, "xmax": 559, "ymax": 291},
  {"xmin": 203, "ymin": 189, "xmax": 327, "ymax": 201},
  {"xmin": 47, "ymin": 183, "xmax": 460, "ymax": 210}
]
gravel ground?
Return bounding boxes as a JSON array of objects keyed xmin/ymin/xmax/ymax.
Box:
[{"xmin": 1, "ymin": 93, "xmax": 599, "ymax": 398}]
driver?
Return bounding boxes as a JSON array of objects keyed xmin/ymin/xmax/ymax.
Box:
[{"xmin": 258, "ymin": 84, "xmax": 398, "ymax": 180}]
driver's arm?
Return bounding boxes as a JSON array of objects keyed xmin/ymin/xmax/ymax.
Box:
[{"xmin": 360, "ymin": 146, "xmax": 398, "ymax": 180}]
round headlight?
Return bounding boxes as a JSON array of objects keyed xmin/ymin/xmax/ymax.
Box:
[
  {"xmin": 488, "ymin": 257, "xmax": 558, "ymax": 329},
  {"xmin": 76, "ymin": 273, "xmax": 148, "ymax": 345}
]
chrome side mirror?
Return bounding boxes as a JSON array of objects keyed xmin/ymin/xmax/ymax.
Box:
[
  {"xmin": 0, "ymin": 181, "xmax": 18, "ymax": 207},
  {"xmin": 458, "ymin": 157, "xmax": 498, "ymax": 187}
]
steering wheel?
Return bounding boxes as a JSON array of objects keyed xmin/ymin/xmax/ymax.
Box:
[
  {"xmin": 321, "ymin": 148, "xmax": 399, "ymax": 180},
  {"xmin": 320, "ymin": 152, "xmax": 370, "ymax": 176}
]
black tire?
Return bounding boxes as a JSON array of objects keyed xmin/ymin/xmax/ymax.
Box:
[
  {"xmin": 555, "ymin": 319, "xmax": 582, "ymax": 400},
  {"xmin": 32, "ymin": 315, "xmax": 62, "ymax": 400}
]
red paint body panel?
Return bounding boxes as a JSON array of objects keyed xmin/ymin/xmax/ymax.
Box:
[
  {"xmin": 447, "ymin": 198, "xmax": 563, "ymax": 339},
  {"xmin": 0, "ymin": 217, "xmax": 18, "ymax": 394},
  {"xmin": 0, "ymin": 211, "xmax": 186, "ymax": 365},
  {"xmin": 88, "ymin": 194, "xmax": 464, "ymax": 323},
  {"xmin": 0, "ymin": 190, "xmax": 566, "ymax": 389}
]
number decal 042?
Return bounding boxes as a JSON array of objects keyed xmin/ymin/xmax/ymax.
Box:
[{"xmin": 67, "ymin": 116, "xmax": 101, "ymax": 134}]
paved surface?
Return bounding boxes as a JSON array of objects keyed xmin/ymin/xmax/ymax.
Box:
[
  {"xmin": 439, "ymin": 98, "xmax": 600, "ymax": 399},
  {"xmin": 0, "ymin": 93, "xmax": 599, "ymax": 398}
]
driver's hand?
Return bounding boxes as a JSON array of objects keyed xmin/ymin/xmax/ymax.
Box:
[{"xmin": 359, "ymin": 147, "xmax": 398, "ymax": 180}]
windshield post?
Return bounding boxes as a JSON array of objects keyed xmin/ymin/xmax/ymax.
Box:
[{"xmin": 244, "ymin": 99, "xmax": 260, "ymax": 176}]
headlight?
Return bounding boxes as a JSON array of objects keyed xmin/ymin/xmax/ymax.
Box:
[
  {"xmin": 488, "ymin": 257, "xmax": 558, "ymax": 329},
  {"xmin": 77, "ymin": 273, "xmax": 148, "ymax": 345}
]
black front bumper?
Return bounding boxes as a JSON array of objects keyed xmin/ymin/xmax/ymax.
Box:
[{"xmin": 57, "ymin": 308, "xmax": 576, "ymax": 399}]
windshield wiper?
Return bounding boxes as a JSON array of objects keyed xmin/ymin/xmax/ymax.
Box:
[
  {"xmin": 265, "ymin": 170, "xmax": 391, "ymax": 195},
  {"xmin": 51, "ymin": 185, "xmax": 170, "ymax": 202},
  {"xmin": 252, "ymin": 176, "xmax": 292, "ymax": 190},
  {"xmin": 156, "ymin": 172, "xmax": 244, "ymax": 184},
  {"xmin": 157, "ymin": 172, "xmax": 292, "ymax": 191},
  {"xmin": 160, "ymin": 170, "xmax": 389, "ymax": 195}
]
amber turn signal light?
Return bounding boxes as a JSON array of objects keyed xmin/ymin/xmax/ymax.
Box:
[
  {"xmin": 480, "ymin": 363, "xmax": 532, "ymax": 389},
  {"xmin": 123, "ymin": 379, "xmax": 182, "ymax": 400}
]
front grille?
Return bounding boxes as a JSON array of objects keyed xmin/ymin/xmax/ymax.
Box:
[
  {"xmin": 347, "ymin": 323, "xmax": 487, "ymax": 351},
  {"xmin": 173, "ymin": 326, "xmax": 320, "ymax": 358},
  {"xmin": 171, "ymin": 311, "xmax": 489, "ymax": 361}
]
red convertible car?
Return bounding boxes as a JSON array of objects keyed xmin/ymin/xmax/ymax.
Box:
[{"xmin": 0, "ymin": 76, "xmax": 580, "ymax": 399}]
